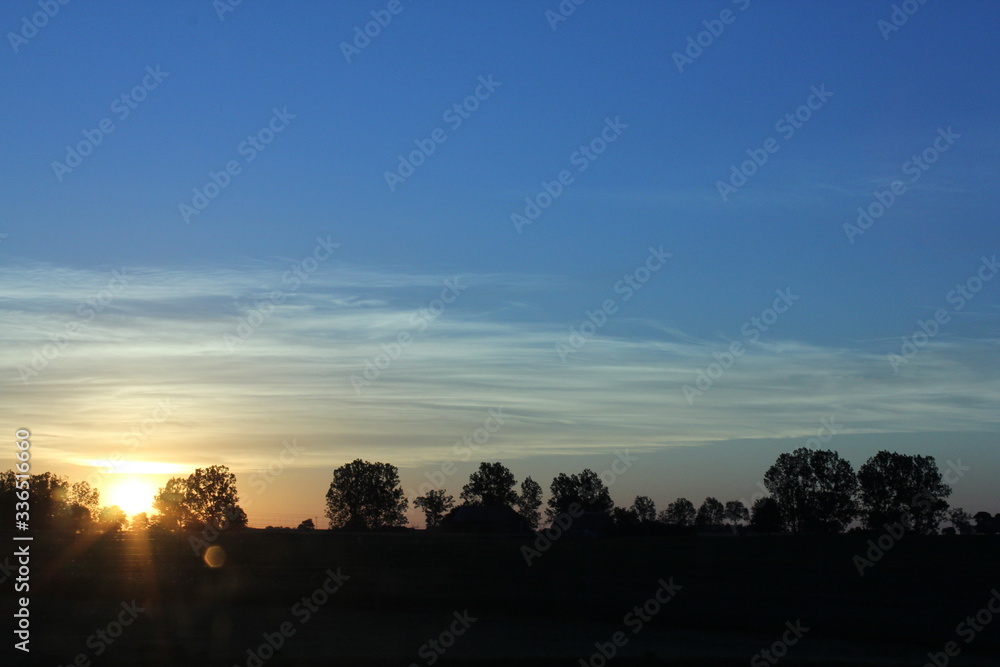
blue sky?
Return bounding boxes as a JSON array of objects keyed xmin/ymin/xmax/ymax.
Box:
[{"xmin": 2, "ymin": 0, "xmax": 998, "ymax": 525}]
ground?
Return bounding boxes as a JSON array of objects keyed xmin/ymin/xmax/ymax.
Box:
[{"xmin": 3, "ymin": 529, "xmax": 999, "ymax": 665}]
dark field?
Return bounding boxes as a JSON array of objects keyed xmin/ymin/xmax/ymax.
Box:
[{"xmin": 5, "ymin": 530, "xmax": 999, "ymax": 666}]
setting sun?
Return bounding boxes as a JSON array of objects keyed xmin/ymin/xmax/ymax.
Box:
[{"xmin": 104, "ymin": 477, "xmax": 157, "ymax": 516}]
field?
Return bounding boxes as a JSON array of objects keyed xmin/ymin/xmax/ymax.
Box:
[{"xmin": 5, "ymin": 529, "xmax": 999, "ymax": 666}]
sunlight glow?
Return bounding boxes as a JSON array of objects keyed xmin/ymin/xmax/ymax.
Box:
[
  {"xmin": 105, "ymin": 478, "xmax": 158, "ymax": 516},
  {"xmin": 81, "ymin": 460, "xmax": 188, "ymax": 475}
]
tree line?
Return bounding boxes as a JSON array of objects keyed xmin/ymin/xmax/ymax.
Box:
[
  {"xmin": 323, "ymin": 448, "xmax": 994, "ymax": 536},
  {"xmin": 2, "ymin": 448, "xmax": 997, "ymax": 536}
]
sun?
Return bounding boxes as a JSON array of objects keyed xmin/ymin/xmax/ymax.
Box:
[{"xmin": 105, "ymin": 477, "xmax": 157, "ymax": 516}]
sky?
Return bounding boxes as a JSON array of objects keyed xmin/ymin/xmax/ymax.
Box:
[{"xmin": 2, "ymin": 0, "xmax": 998, "ymax": 527}]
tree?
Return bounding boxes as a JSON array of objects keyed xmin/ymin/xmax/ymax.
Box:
[
  {"xmin": 515, "ymin": 477, "xmax": 543, "ymax": 530},
  {"xmin": 131, "ymin": 512, "xmax": 151, "ymax": 531},
  {"xmin": 724, "ymin": 500, "xmax": 750, "ymax": 526},
  {"xmin": 414, "ymin": 489, "xmax": 455, "ymax": 529},
  {"xmin": 185, "ymin": 465, "xmax": 245, "ymax": 529},
  {"xmin": 857, "ymin": 451, "xmax": 951, "ymax": 534},
  {"xmin": 611, "ymin": 506, "xmax": 639, "ymax": 528},
  {"xmin": 658, "ymin": 498, "xmax": 696, "ymax": 526},
  {"xmin": 546, "ymin": 469, "xmax": 613, "ymax": 521},
  {"xmin": 750, "ymin": 497, "xmax": 784, "ymax": 532},
  {"xmin": 69, "ymin": 481, "xmax": 101, "ymax": 517},
  {"xmin": 631, "ymin": 496, "xmax": 656, "ymax": 523},
  {"xmin": 973, "ymin": 511, "xmax": 998, "ymax": 535},
  {"xmin": 152, "ymin": 477, "xmax": 193, "ymax": 530},
  {"xmin": 29, "ymin": 472, "xmax": 69, "ymax": 529},
  {"xmin": 460, "ymin": 462, "xmax": 518, "ymax": 507},
  {"xmin": 1, "ymin": 471, "xmax": 70, "ymax": 530},
  {"xmin": 763, "ymin": 448, "xmax": 858, "ymax": 533},
  {"xmin": 325, "ymin": 459, "xmax": 408, "ymax": 530},
  {"xmin": 221, "ymin": 503, "xmax": 248, "ymax": 530},
  {"xmin": 98, "ymin": 505, "xmax": 129, "ymax": 532},
  {"xmin": 695, "ymin": 497, "xmax": 725, "ymax": 528},
  {"xmin": 948, "ymin": 508, "xmax": 972, "ymax": 535},
  {"xmin": 297, "ymin": 518, "xmax": 315, "ymax": 531}
]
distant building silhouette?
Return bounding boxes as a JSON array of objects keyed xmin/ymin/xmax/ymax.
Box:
[{"xmin": 440, "ymin": 504, "xmax": 530, "ymax": 534}]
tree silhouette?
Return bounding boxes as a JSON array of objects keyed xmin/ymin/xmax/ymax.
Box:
[
  {"xmin": 695, "ymin": 497, "xmax": 725, "ymax": 528},
  {"xmin": 750, "ymin": 497, "xmax": 784, "ymax": 532},
  {"xmin": 857, "ymin": 451, "xmax": 950, "ymax": 534},
  {"xmin": 152, "ymin": 477, "xmax": 193, "ymax": 530},
  {"xmin": 414, "ymin": 489, "xmax": 455, "ymax": 528},
  {"xmin": 69, "ymin": 481, "xmax": 100, "ymax": 522},
  {"xmin": 131, "ymin": 512, "xmax": 151, "ymax": 531},
  {"xmin": 460, "ymin": 462, "xmax": 518, "ymax": 507},
  {"xmin": 325, "ymin": 459, "xmax": 408, "ymax": 530},
  {"xmin": 631, "ymin": 495, "xmax": 656, "ymax": 523},
  {"xmin": 611, "ymin": 506, "xmax": 639, "ymax": 528},
  {"xmin": 658, "ymin": 497, "xmax": 696, "ymax": 526},
  {"xmin": 184, "ymin": 465, "xmax": 246, "ymax": 529},
  {"xmin": 546, "ymin": 469, "xmax": 613, "ymax": 521},
  {"xmin": 98, "ymin": 505, "xmax": 129, "ymax": 532},
  {"xmin": 948, "ymin": 508, "xmax": 972, "ymax": 535},
  {"xmin": 724, "ymin": 500, "xmax": 750, "ymax": 526},
  {"xmin": 972, "ymin": 511, "xmax": 998, "ymax": 535},
  {"xmin": 7, "ymin": 472, "xmax": 69, "ymax": 529},
  {"xmin": 297, "ymin": 518, "xmax": 315, "ymax": 531},
  {"xmin": 764, "ymin": 448, "xmax": 858, "ymax": 533},
  {"xmin": 515, "ymin": 477, "xmax": 543, "ymax": 530}
]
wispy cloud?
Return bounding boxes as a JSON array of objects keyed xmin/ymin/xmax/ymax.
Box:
[{"xmin": 2, "ymin": 261, "xmax": 998, "ymax": 474}]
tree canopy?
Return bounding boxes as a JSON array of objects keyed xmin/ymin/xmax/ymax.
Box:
[
  {"xmin": 857, "ymin": 451, "xmax": 950, "ymax": 534},
  {"xmin": 325, "ymin": 459, "xmax": 408, "ymax": 530},
  {"xmin": 460, "ymin": 462, "xmax": 519, "ymax": 507},
  {"xmin": 763, "ymin": 447, "xmax": 858, "ymax": 533},
  {"xmin": 546, "ymin": 469, "xmax": 613, "ymax": 520},
  {"xmin": 414, "ymin": 489, "xmax": 455, "ymax": 528},
  {"xmin": 515, "ymin": 477, "xmax": 543, "ymax": 530}
]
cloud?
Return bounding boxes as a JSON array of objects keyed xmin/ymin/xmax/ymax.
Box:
[{"xmin": 1, "ymin": 260, "xmax": 998, "ymax": 476}]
